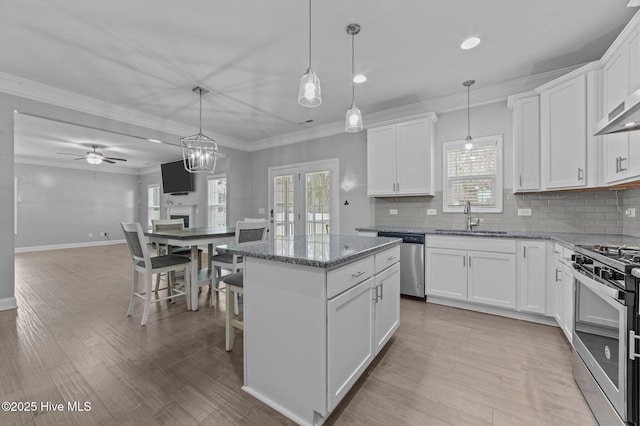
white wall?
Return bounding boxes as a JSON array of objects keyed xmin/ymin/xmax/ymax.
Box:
[{"xmin": 14, "ymin": 163, "xmax": 139, "ymax": 248}]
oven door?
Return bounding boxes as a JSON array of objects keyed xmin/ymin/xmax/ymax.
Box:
[{"xmin": 573, "ymin": 268, "xmax": 631, "ymax": 421}]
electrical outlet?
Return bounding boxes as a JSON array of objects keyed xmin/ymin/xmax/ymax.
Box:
[
  {"xmin": 259, "ymin": 207, "xmax": 266, "ymax": 214},
  {"xmin": 625, "ymin": 208, "xmax": 636, "ymax": 218},
  {"xmin": 389, "ymin": 209, "xmax": 398, "ymax": 215},
  {"xmin": 427, "ymin": 209, "xmax": 437, "ymax": 216},
  {"xmin": 518, "ymin": 208, "xmax": 532, "ymax": 217},
  {"xmin": 88, "ymin": 232, "xmax": 93, "ymax": 238},
  {"xmin": 101, "ymin": 232, "xmax": 108, "ymax": 237}
]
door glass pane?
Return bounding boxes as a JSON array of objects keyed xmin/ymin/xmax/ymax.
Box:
[
  {"xmin": 306, "ymin": 171, "xmax": 330, "ymax": 235},
  {"xmin": 273, "ymin": 175, "xmax": 295, "ymax": 238}
]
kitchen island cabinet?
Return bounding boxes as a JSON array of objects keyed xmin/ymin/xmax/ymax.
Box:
[{"xmin": 216, "ymin": 235, "xmax": 401, "ymax": 426}]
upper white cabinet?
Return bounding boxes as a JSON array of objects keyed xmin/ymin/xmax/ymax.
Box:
[
  {"xmin": 367, "ymin": 114, "xmax": 437, "ymax": 197},
  {"xmin": 601, "ymin": 16, "xmax": 640, "ymax": 184},
  {"xmin": 538, "ymin": 73, "xmax": 588, "ymax": 189},
  {"xmin": 508, "ymin": 92, "xmax": 540, "ymax": 192}
]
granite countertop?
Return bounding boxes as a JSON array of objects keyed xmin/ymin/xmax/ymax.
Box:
[
  {"xmin": 355, "ymin": 225, "xmax": 640, "ymax": 248},
  {"xmin": 215, "ymin": 234, "xmax": 401, "ymax": 268}
]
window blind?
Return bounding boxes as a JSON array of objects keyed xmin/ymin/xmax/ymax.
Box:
[{"xmin": 445, "ymin": 143, "xmax": 498, "ymax": 208}]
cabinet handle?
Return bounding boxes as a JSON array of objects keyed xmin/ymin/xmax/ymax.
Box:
[
  {"xmin": 396, "ymin": 182, "xmax": 400, "ymax": 192},
  {"xmin": 468, "ymin": 256, "xmax": 472, "ymax": 267},
  {"xmin": 577, "ymin": 168, "xmax": 584, "ymax": 181},
  {"xmin": 373, "ymin": 285, "xmax": 379, "ymax": 302},
  {"xmin": 379, "ymin": 283, "xmax": 384, "ymax": 301},
  {"xmin": 620, "ymin": 157, "xmax": 627, "ymax": 172},
  {"xmin": 463, "ymin": 256, "xmax": 465, "ymax": 267},
  {"xmin": 351, "ymin": 271, "xmax": 365, "ymax": 278},
  {"xmin": 616, "ymin": 157, "xmax": 620, "ymax": 173},
  {"xmin": 523, "ymin": 246, "xmax": 527, "ymax": 258},
  {"xmin": 387, "ymin": 256, "xmax": 397, "ymax": 261},
  {"xmin": 555, "ymin": 268, "xmax": 560, "ymax": 282}
]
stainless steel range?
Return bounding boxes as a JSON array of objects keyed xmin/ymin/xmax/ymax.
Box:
[{"xmin": 572, "ymin": 244, "xmax": 639, "ymax": 425}]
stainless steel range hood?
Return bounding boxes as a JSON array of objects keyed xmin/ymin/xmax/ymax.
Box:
[{"xmin": 595, "ymin": 88, "xmax": 640, "ymax": 135}]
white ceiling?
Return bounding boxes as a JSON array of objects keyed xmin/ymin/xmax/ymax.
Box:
[{"xmin": 3, "ymin": 0, "xmax": 638, "ymax": 166}]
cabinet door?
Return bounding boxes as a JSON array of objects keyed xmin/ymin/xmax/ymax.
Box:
[
  {"xmin": 373, "ymin": 263, "xmax": 400, "ymax": 354},
  {"xmin": 540, "ymin": 74, "xmax": 587, "ymax": 189},
  {"xmin": 367, "ymin": 125, "xmax": 397, "ymax": 196},
  {"xmin": 467, "ymin": 251, "xmax": 516, "ymax": 309},
  {"xmin": 553, "ymin": 260, "xmax": 564, "ymax": 327},
  {"xmin": 561, "ymin": 264, "xmax": 574, "ymax": 344},
  {"xmin": 396, "ymin": 119, "xmax": 433, "ymax": 195},
  {"xmin": 425, "ymin": 248, "xmax": 467, "ymax": 300},
  {"xmin": 603, "ymin": 133, "xmax": 629, "ymax": 183},
  {"xmin": 512, "ymin": 95, "xmax": 540, "ymax": 191},
  {"xmin": 517, "ymin": 241, "xmax": 546, "ymax": 314},
  {"xmin": 327, "ymin": 277, "xmax": 374, "ymax": 411}
]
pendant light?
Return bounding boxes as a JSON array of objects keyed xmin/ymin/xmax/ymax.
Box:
[
  {"xmin": 463, "ymin": 80, "xmax": 475, "ymax": 150},
  {"xmin": 298, "ymin": 0, "xmax": 321, "ymax": 107},
  {"xmin": 345, "ymin": 23, "xmax": 363, "ymax": 133},
  {"xmin": 180, "ymin": 86, "xmax": 219, "ymax": 174}
]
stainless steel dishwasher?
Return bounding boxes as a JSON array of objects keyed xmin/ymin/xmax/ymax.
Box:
[{"xmin": 377, "ymin": 232, "xmax": 425, "ymax": 298}]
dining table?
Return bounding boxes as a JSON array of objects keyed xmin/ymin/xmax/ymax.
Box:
[{"xmin": 144, "ymin": 226, "xmax": 236, "ymax": 310}]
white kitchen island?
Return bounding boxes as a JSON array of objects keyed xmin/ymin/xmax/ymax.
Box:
[{"xmin": 216, "ymin": 234, "xmax": 401, "ymax": 425}]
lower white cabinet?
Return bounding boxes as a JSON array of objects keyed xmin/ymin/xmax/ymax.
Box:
[
  {"xmin": 517, "ymin": 241, "xmax": 547, "ymax": 314},
  {"xmin": 373, "ymin": 263, "xmax": 400, "ymax": 354},
  {"xmin": 551, "ymin": 243, "xmax": 574, "ymax": 343},
  {"xmin": 328, "ymin": 277, "xmax": 374, "ymax": 411},
  {"xmin": 426, "ymin": 237, "xmax": 517, "ymax": 310}
]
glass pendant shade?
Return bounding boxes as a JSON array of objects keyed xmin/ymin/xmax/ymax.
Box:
[
  {"xmin": 345, "ymin": 104, "xmax": 363, "ymax": 133},
  {"xmin": 465, "ymin": 135, "xmax": 473, "ymax": 150},
  {"xmin": 181, "ymin": 86, "xmax": 218, "ymax": 174},
  {"xmin": 298, "ymin": 68, "xmax": 322, "ymax": 107},
  {"xmin": 86, "ymin": 153, "xmax": 102, "ymax": 165}
]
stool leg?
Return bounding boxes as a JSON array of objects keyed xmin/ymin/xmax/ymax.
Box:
[
  {"xmin": 234, "ymin": 292, "xmax": 240, "ymax": 316},
  {"xmin": 141, "ymin": 272, "xmax": 152, "ymax": 326},
  {"xmin": 127, "ymin": 270, "xmax": 138, "ymax": 316},
  {"xmin": 226, "ymin": 287, "xmax": 235, "ymax": 351}
]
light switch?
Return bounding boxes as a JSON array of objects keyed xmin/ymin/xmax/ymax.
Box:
[
  {"xmin": 389, "ymin": 209, "xmax": 398, "ymax": 215},
  {"xmin": 427, "ymin": 209, "xmax": 437, "ymax": 216},
  {"xmin": 626, "ymin": 208, "xmax": 636, "ymax": 218},
  {"xmin": 518, "ymin": 208, "xmax": 532, "ymax": 217}
]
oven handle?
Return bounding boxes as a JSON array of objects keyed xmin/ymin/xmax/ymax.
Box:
[
  {"xmin": 572, "ymin": 266, "xmax": 626, "ymax": 303},
  {"xmin": 630, "ymin": 331, "xmax": 640, "ymax": 360}
]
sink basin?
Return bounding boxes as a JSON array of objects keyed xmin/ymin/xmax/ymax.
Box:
[{"xmin": 434, "ymin": 229, "xmax": 508, "ymax": 235}]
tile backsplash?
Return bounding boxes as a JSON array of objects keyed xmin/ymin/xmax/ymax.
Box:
[{"xmin": 374, "ymin": 189, "xmax": 640, "ymax": 235}]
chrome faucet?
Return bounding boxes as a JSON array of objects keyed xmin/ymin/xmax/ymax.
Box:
[{"xmin": 464, "ymin": 201, "xmax": 480, "ymax": 231}]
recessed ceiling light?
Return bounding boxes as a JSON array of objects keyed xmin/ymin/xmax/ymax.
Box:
[
  {"xmin": 353, "ymin": 74, "xmax": 367, "ymax": 83},
  {"xmin": 461, "ymin": 37, "xmax": 481, "ymax": 50}
]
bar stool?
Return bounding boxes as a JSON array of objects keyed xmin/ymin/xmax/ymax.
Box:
[{"xmin": 222, "ymin": 271, "xmax": 244, "ymax": 351}]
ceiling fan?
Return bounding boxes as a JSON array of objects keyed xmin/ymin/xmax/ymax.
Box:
[{"xmin": 56, "ymin": 145, "xmax": 127, "ymax": 165}]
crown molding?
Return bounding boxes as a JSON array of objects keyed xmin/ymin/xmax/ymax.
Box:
[
  {"xmin": 506, "ymin": 91, "xmax": 538, "ymax": 109},
  {"xmin": 0, "ymin": 71, "xmax": 252, "ymax": 151},
  {"xmin": 535, "ymin": 61, "xmax": 602, "ymax": 93},
  {"xmin": 601, "ymin": 8, "xmax": 640, "ymax": 63},
  {"xmin": 14, "ymin": 156, "xmax": 142, "ymax": 175}
]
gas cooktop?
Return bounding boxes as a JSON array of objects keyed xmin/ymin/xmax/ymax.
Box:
[{"xmin": 575, "ymin": 244, "xmax": 640, "ymax": 273}]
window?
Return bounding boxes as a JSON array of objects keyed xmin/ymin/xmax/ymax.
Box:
[
  {"xmin": 207, "ymin": 175, "xmax": 227, "ymax": 229},
  {"xmin": 147, "ymin": 185, "xmax": 160, "ymax": 227},
  {"xmin": 442, "ymin": 135, "xmax": 503, "ymax": 213}
]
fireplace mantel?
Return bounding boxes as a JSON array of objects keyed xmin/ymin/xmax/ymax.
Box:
[{"xmin": 166, "ymin": 204, "xmax": 195, "ymax": 228}]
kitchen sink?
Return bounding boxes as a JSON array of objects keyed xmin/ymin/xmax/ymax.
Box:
[{"xmin": 434, "ymin": 229, "xmax": 508, "ymax": 235}]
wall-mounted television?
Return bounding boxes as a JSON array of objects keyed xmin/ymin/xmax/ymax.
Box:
[{"xmin": 161, "ymin": 160, "xmax": 194, "ymax": 194}]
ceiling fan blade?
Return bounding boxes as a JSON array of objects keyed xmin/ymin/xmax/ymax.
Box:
[
  {"xmin": 102, "ymin": 159, "xmax": 116, "ymax": 164},
  {"xmin": 103, "ymin": 157, "xmax": 127, "ymax": 162},
  {"xmin": 56, "ymin": 152, "xmax": 84, "ymax": 156},
  {"xmin": 73, "ymin": 157, "xmax": 87, "ymax": 160}
]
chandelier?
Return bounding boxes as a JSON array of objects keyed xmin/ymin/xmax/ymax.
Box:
[{"xmin": 181, "ymin": 86, "xmax": 218, "ymax": 173}]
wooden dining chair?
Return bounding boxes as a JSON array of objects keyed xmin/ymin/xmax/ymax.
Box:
[
  {"xmin": 121, "ymin": 222, "xmax": 191, "ymax": 325},
  {"xmin": 151, "ymin": 219, "xmax": 202, "ymax": 291},
  {"xmin": 210, "ymin": 220, "xmax": 268, "ymax": 311},
  {"xmin": 221, "ymin": 271, "xmax": 244, "ymax": 351}
]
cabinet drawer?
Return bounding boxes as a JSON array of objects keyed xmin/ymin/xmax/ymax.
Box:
[
  {"xmin": 426, "ymin": 236, "xmax": 516, "ymax": 253},
  {"xmin": 327, "ymin": 256, "xmax": 375, "ymax": 299},
  {"xmin": 374, "ymin": 245, "xmax": 400, "ymax": 274}
]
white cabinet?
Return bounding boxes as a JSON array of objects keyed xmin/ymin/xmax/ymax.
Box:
[
  {"xmin": 551, "ymin": 243, "xmax": 574, "ymax": 343},
  {"xmin": 538, "ymin": 73, "xmax": 588, "ymax": 189},
  {"xmin": 425, "ymin": 248, "xmax": 467, "ymax": 300},
  {"xmin": 508, "ymin": 92, "xmax": 540, "ymax": 192},
  {"xmin": 327, "ymin": 277, "xmax": 374, "ymax": 411},
  {"xmin": 467, "ymin": 251, "xmax": 516, "ymax": 309},
  {"xmin": 367, "ymin": 114, "xmax": 437, "ymax": 197},
  {"xmin": 426, "ymin": 237, "xmax": 516, "ymax": 310},
  {"xmin": 517, "ymin": 241, "xmax": 547, "ymax": 314},
  {"xmin": 602, "ymin": 23, "xmax": 640, "ymax": 183},
  {"xmin": 372, "ymin": 263, "xmax": 400, "ymax": 354}
]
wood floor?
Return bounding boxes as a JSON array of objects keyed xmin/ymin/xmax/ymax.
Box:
[{"xmin": 2, "ymin": 243, "xmax": 597, "ymax": 425}]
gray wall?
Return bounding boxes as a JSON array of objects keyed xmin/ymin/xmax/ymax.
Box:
[
  {"xmin": 138, "ymin": 146, "xmax": 253, "ymax": 229},
  {"xmin": 0, "ymin": 95, "xmax": 14, "ymax": 305},
  {"xmin": 248, "ymin": 131, "xmax": 373, "ymax": 236},
  {"xmin": 623, "ymin": 188, "xmax": 640, "ymax": 237},
  {"xmin": 15, "ymin": 164, "xmax": 139, "ymax": 248}
]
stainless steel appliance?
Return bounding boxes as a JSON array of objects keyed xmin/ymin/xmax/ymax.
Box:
[
  {"xmin": 377, "ymin": 232, "xmax": 425, "ymax": 298},
  {"xmin": 572, "ymin": 244, "xmax": 639, "ymax": 426}
]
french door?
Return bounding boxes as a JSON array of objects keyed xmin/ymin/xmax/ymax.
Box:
[{"xmin": 268, "ymin": 159, "xmax": 339, "ymax": 238}]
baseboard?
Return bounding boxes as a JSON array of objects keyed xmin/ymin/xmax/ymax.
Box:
[
  {"xmin": 0, "ymin": 297, "xmax": 17, "ymax": 311},
  {"xmin": 427, "ymin": 296, "xmax": 558, "ymax": 326},
  {"xmin": 15, "ymin": 239, "xmax": 126, "ymax": 253}
]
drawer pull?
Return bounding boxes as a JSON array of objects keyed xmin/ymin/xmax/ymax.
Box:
[
  {"xmin": 386, "ymin": 256, "xmax": 397, "ymax": 261},
  {"xmin": 351, "ymin": 271, "xmax": 366, "ymax": 278}
]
